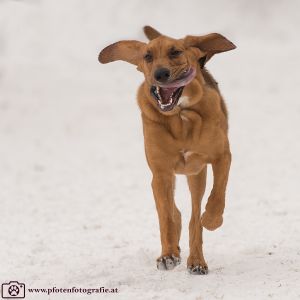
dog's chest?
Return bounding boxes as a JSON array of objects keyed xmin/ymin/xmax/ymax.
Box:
[
  {"xmin": 179, "ymin": 109, "xmax": 202, "ymax": 141},
  {"xmin": 178, "ymin": 96, "xmax": 190, "ymax": 108},
  {"xmin": 179, "ymin": 115, "xmax": 196, "ymax": 155},
  {"xmin": 179, "ymin": 112, "xmax": 192, "ymax": 139},
  {"xmin": 180, "ymin": 150, "xmax": 194, "ymax": 161}
]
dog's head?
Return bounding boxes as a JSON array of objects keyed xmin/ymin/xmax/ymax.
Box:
[{"xmin": 99, "ymin": 26, "xmax": 235, "ymax": 113}]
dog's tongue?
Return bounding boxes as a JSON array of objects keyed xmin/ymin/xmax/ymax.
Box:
[{"xmin": 160, "ymin": 87, "xmax": 177, "ymax": 103}]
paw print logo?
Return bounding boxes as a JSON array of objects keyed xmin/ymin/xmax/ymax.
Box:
[
  {"xmin": 8, "ymin": 285, "xmax": 20, "ymax": 297},
  {"xmin": 1, "ymin": 281, "xmax": 25, "ymax": 298}
]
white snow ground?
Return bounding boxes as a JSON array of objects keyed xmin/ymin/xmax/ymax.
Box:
[{"xmin": 0, "ymin": 0, "xmax": 300, "ymax": 299}]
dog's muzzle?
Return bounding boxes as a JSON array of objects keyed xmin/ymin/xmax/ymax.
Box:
[{"xmin": 150, "ymin": 67, "xmax": 196, "ymax": 112}]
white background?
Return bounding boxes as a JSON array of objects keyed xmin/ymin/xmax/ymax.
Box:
[{"xmin": 0, "ymin": 0, "xmax": 299, "ymax": 299}]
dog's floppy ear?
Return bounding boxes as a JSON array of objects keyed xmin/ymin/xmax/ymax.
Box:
[
  {"xmin": 184, "ymin": 33, "xmax": 236, "ymax": 67},
  {"xmin": 143, "ymin": 25, "xmax": 162, "ymax": 40},
  {"xmin": 98, "ymin": 40, "xmax": 146, "ymax": 66}
]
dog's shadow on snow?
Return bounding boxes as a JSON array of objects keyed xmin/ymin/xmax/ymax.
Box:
[{"xmin": 97, "ymin": 246, "xmax": 288, "ymax": 293}]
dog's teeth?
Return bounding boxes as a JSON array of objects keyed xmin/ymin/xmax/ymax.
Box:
[
  {"xmin": 169, "ymin": 92, "xmax": 174, "ymax": 103},
  {"xmin": 160, "ymin": 102, "xmax": 169, "ymax": 108},
  {"xmin": 156, "ymin": 86, "xmax": 162, "ymax": 100}
]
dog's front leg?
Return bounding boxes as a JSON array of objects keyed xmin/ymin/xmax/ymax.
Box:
[
  {"xmin": 201, "ymin": 151, "xmax": 231, "ymax": 231},
  {"xmin": 152, "ymin": 172, "xmax": 181, "ymax": 270}
]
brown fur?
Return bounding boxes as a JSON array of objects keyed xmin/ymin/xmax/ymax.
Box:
[{"xmin": 98, "ymin": 26, "xmax": 236, "ymax": 274}]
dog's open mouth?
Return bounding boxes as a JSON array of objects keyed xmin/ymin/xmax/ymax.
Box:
[
  {"xmin": 150, "ymin": 67, "xmax": 196, "ymax": 111},
  {"xmin": 151, "ymin": 85, "xmax": 184, "ymax": 111}
]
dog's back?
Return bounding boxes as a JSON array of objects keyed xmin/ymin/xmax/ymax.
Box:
[{"xmin": 202, "ymin": 67, "xmax": 228, "ymax": 121}]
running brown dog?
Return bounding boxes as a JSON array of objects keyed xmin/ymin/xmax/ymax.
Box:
[{"xmin": 98, "ymin": 26, "xmax": 236, "ymax": 275}]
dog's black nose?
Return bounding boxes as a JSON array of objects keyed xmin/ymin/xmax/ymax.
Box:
[{"xmin": 154, "ymin": 68, "xmax": 170, "ymax": 83}]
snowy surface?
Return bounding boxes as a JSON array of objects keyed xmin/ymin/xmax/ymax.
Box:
[{"xmin": 0, "ymin": 0, "xmax": 300, "ymax": 299}]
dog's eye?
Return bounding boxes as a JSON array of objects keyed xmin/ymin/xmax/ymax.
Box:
[
  {"xmin": 169, "ymin": 49, "xmax": 182, "ymax": 58},
  {"xmin": 144, "ymin": 52, "xmax": 153, "ymax": 63}
]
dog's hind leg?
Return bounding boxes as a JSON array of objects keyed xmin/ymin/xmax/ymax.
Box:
[{"xmin": 187, "ymin": 166, "xmax": 208, "ymax": 275}]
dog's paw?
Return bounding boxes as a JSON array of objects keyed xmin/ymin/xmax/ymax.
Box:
[
  {"xmin": 201, "ymin": 211, "xmax": 223, "ymax": 231},
  {"xmin": 187, "ymin": 264, "xmax": 208, "ymax": 275},
  {"xmin": 156, "ymin": 255, "xmax": 181, "ymax": 270}
]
